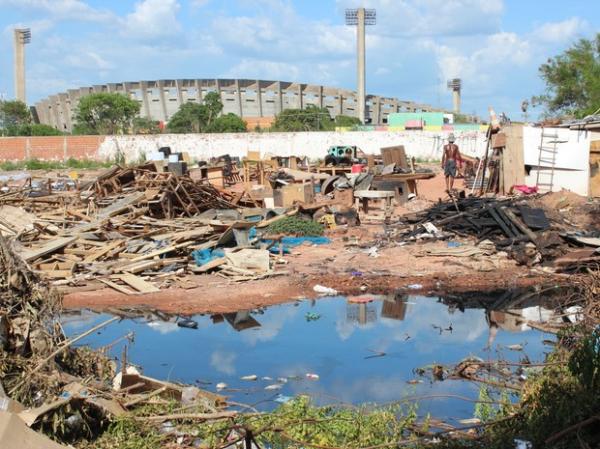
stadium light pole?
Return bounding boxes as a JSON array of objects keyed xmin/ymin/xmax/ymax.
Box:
[
  {"xmin": 345, "ymin": 8, "xmax": 376, "ymax": 124},
  {"xmin": 14, "ymin": 28, "xmax": 31, "ymax": 103},
  {"xmin": 446, "ymin": 78, "xmax": 461, "ymax": 115}
]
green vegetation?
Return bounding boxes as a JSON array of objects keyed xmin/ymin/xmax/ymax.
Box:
[
  {"xmin": 535, "ymin": 33, "xmax": 600, "ymax": 118},
  {"xmin": 132, "ymin": 117, "xmax": 161, "ymax": 134},
  {"xmin": 267, "ymin": 216, "xmax": 324, "ymax": 236},
  {"xmin": 0, "ymin": 99, "xmax": 31, "ymax": 127},
  {"xmin": 166, "ymin": 92, "xmax": 245, "ymax": 133},
  {"xmin": 271, "ymin": 107, "xmax": 363, "ymax": 131},
  {"xmin": 334, "ymin": 114, "xmax": 362, "ymax": 128},
  {"xmin": 453, "ymin": 113, "xmax": 472, "ymax": 124},
  {"xmin": 0, "ymin": 100, "xmax": 63, "ymax": 136},
  {"xmin": 0, "ymin": 158, "xmax": 112, "ymax": 171},
  {"xmin": 80, "ymin": 396, "xmax": 417, "ymax": 449},
  {"xmin": 73, "ymin": 93, "xmax": 141, "ymax": 135},
  {"xmin": 206, "ymin": 112, "xmax": 247, "ymax": 133},
  {"xmin": 272, "ymin": 105, "xmax": 333, "ymax": 132}
]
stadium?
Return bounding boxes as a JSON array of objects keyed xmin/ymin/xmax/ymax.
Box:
[{"xmin": 34, "ymin": 78, "xmax": 447, "ymax": 132}]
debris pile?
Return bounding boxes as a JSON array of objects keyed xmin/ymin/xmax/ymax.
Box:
[
  {"xmin": 0, "ymin": 164, "xmax": 322, "ymax": 290},
  {"xmin": 395, "ymin": 195, "xmax": 598, "ymax": 268},
  {"xmin": 0, "ymin": 236, "xmax": 231, "ymax": 446}
]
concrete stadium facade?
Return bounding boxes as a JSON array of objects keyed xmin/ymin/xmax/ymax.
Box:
[{"xmin": 34, "ymin": 78, "xmax": 446, "ymax": 132}]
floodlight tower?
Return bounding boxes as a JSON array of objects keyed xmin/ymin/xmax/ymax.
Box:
[
  {"xmin": 447, "ymin": 78, "xmax": 461, "ymax": 114},
  {"xmin": 345, "ymin": 8, "xmax": 376, "ymax": 124},
  {"xmin": 14, "ymin": 28, "xmax": 31, "ymax": 103}
]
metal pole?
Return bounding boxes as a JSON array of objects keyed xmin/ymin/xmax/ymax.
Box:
[{"xmin": 357, "ymin": 8, "xmax": 366, "ymax": 124}]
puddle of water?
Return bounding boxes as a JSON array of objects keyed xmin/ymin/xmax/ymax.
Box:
[{"xmin": 62, "ymin": 290, "xmax": 564, "ymax": 423}]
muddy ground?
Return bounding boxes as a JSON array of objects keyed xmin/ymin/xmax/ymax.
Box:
[{"xmin": 62, "ymin": 172, "xmax": 575, "ymax": 315}]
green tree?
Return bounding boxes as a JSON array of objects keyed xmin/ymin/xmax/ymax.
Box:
[
  {"xmin": 11, "ymin": 124, "xmax": 63, "ymax": 136},
  {"xmin": 203, "ymin": 91, "xmax": 224, "ymax": 127},
  {"xmin": 132, "ymin": 117, "xmax": 161, "ymax": 134},
  {"xmin": 0, "ymin": 100, "xmax": 31, "ymax": 129},
  {"xmin": 73, "ymin": 93, "xmax": 140, "ymax": 135},
  {"xmin": 166, "ymin": 93, "xmax": 241, "ymax": 133},
  {"xmin": 206, "ymin": 113, "xmax": 247, "ymax": 133},
  {"xmin": 272, "ymin": 105, "xmax": 333, "ymax": 131},
  {"xmin": 167, "ymin": 102, "xmax": 208, "ymax": 133},
  {"xmin": 536, "ymin": 33, "xmax": 600, "ymax": 118},
  {"xmin": 334, "ymin": 114, "xmax": 361, "ymax": 128}
]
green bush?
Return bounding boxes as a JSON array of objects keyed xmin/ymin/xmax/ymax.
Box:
[{"xmin": 266, "ymin": 216, "xmax": 324, "ymax": 236}]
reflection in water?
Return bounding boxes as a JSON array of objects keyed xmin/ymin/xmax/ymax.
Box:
[
  {"xmin": 381, "ymin": 293, "xmax": 408, "ymax": 321},
  {"xmin": 62, "ymin": 287, "xmax": 568, "ymax": 421},
  {"xmin": 222, "ymin": 311, "xmax": 261, "ymax": 331}
]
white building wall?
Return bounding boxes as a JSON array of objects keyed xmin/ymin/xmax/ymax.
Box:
[
  {"xmin": 98, "ymin": 130, "xmax": 487, "ymax": 163},
  {"xmin": 522, "ymin": 126, "xmax": 591, "ymax": 196}
]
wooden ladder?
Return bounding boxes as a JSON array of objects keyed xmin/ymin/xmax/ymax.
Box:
[{"xmin": 535, "ymin": 128, "xmax": 566, "ymax": 193}]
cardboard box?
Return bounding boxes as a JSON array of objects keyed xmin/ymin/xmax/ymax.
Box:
[{"xmin": 273, "ymin": 183, "xmax": 314, "ymax": 207}]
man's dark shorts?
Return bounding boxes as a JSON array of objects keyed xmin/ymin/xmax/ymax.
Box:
[{"xmin": 444, "ymin": 159, "xmax": 457, "ymax": 177}]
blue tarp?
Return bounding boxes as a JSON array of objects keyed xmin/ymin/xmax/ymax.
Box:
[
  {"xmin": 191, "ymin": 248, "xmax": 225, "ymax": 266},
  {"xmin": 264, "ymin": 236, "xmax": 331, "ymax": 254}
]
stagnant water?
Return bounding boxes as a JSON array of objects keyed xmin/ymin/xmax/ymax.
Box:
[{"xmin": 62, "ymin": 288, "xmax": 567, "ymax": 423}]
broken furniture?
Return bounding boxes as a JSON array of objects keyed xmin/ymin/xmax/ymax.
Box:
[{"xmin": 354, "ymin": 190, "xmax": 395, "ymax": 221}]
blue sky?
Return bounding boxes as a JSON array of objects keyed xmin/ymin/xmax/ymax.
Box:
[{"xmin": 0, "ymin": 0, "xmax": 597, "ymax": 119}]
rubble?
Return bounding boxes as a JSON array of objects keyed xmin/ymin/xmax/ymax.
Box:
[{"xmin": 391, "ymin": 194, "xmax": 599, "ymax": 268}]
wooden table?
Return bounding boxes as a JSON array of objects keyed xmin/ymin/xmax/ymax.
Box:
[{"xmin": 354, "ymin": 190, "xmax": 395, "ymax": 222}]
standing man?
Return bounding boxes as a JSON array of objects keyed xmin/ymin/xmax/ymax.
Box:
[{"xmin": 441, "ymin": 134, "xmax": 462, "ymax": 192}]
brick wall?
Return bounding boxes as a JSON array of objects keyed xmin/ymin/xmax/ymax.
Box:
[{"xmin": 0, "ymin": 136, "xmax": 106, "ymax": 161}]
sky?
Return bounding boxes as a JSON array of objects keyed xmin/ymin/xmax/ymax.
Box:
[{"xmin": 0, "ymin": 0, "xmax": 597, "ymax": 119}]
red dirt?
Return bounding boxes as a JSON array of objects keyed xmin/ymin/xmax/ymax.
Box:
[{"xmin": 64, "ymin": 220, "xmax": 557, "ymax": 314}]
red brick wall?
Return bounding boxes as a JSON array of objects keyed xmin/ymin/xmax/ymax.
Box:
[{"xmin": 0, "ymin": 136, "xmax": 105, "ymax": 161}]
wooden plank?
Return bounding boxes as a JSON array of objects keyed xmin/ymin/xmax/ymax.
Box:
[
  {"xmin": 21, "ymin": 236, "xmax": 78, "ymax": 262},
  {"xmin": 502, "ymin": 124, "xmax": 525, "ymax": 194},
  {"xmin": 191, "ymin": 257, "xmax": 227, "ymax": 273},
  {"xmin": 64, "ymin": 248, "xmax": 98, "ymax": 256},
  {"xmin": 116, "ymin": 273, "xmax": 160, "ymax": 294},
  {"xmin": 39, "ymin": 270, "xmax": 74, "ymax": 279},
  {"xmin": 129, "ymin": 242, "xmax": 194, "ymax": 263},
  {"xmin": 99, "ymin": 279, "xmax": 137, "ymax": 295},
  {"xmin": 119, "ymin": 257, "xmax": 187, "ymax": 274},
  {"xmin": 380, "ymin": 145, "xmax": 407, "ymax": 169},
  {"xmin": 83, "ymin": 240, "xmax": 125, "ymax": 263}
]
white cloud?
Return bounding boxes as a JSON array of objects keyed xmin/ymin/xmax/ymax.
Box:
[
  {"xmin": 423, "ymin": 31, "xmax": 532, "ymax": 97},
  {"xmin": 336, "ymin": 0, "xmax": 504, "ymax": 37},
  {"xmin": 0, "ymin": 0, "xmax": 113, "ymax": 22},
  {"xmin": 191, "ymin": 0, "xmax": 210, "ymax": 8},
  {"xmin": 210, "ymin": 350, "xmax": 237, "ymax": 375},
  {"xmin": 222, "ymin": 59, "xmax": 301, "ymax": 82},
  {"xmin": 122, "ymin": 0, "xmax": 182, "ymax": 41},
  {"xmin": 64, "ymin": 51, "xmax": 113, "ymax": 71},
  {"xmin": 532, "ymin": 17, "xmax": 589, "ymax": 44}
]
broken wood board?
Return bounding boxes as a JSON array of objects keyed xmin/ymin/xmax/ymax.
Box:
[
  {"xmin": 83, "ymin": 240, "xmax": 125, "ymax": 263},
  {"xmin": 99, "ymin": 279, "xmax": 138, "ymax": 295},
  {"xmin": 114, "ymin": 273, "xmax": 160, "ymax": 294},
  {"xmin": 21, "ymin": 236, "xmax": 78, "ymax": 262},
  {"xmin": 0, "ymin": 205, "xmax": 37, "ymax": 236},
  {"xmin": 191, "ymin": 257, "xmax": 227, "ymax": 273},
  {"xmin": 129, "ymin": 241, "xmax": 194, "ymax": 263}
]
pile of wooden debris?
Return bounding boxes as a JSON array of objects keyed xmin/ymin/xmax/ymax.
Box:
[{"xmin": 394, "ymin": 195, "xmax": 600, "ymax": 268}]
